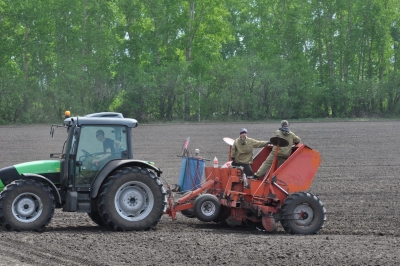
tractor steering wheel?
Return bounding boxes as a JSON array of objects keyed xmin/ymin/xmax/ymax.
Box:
[
  {"xmin": 81, "ymin": 149, "xmax": 90, "ymax": 156},
  {"xmin": 79, "ymin": 149, "xmax": 92, "ymax": 162}
]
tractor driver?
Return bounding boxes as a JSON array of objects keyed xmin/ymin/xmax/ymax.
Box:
[
  {"xmin": 92, "ymin": 129, "xmax": 116, "ymax": 168},
  {"xmin": 253, "ymin": 120, "xmax": 301, "ymax": 179}
]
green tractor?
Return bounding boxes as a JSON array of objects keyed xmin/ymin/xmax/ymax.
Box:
[{"xmin": 0, "ymin": 112, "xmax": 167, "ymax": 231}]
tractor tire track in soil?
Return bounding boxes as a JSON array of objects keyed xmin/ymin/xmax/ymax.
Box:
[
  {"xmin": 0, "ymin": 237, "xmax": 104, "ymax": 265},
  {"xmin": 0, "ymin": 121, "xmax": 399, "ymax": 265}
]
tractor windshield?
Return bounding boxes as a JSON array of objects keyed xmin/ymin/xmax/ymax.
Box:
[{"xmin": 75, "ymin": 125, "xmax": 129, "ymax": 186}]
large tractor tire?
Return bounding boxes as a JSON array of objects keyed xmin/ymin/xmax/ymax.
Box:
[
  {"xmin": 0, "ymin": 179, "xmax": 55, "ymax": 232},
  {"xmin": 97, "ymin": 167, "xmax": 167, "ymax": 231},
  {"xmin": 280, "ymin": 192, "xmax": 326, "ymax": 235},
  {"xmin": 87, "ymin": 211, "xmax": 106, "ymax": 226},
  {"xmin": 193, "ymin": 194, "xmax": 221, "ymax": 222}
]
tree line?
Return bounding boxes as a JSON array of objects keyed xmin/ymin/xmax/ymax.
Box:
[{"xmin": 0, "ymin": 0, "xmax": 399, "ymax": 123}]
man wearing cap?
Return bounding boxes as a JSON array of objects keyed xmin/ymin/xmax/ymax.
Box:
[
  {"xmin": 231, "ymin": 128, "xmax": 269, "ymax": 178},
  {"xmin": 253, "ymin": 120, "xmax": 301, "ymax": 179}
]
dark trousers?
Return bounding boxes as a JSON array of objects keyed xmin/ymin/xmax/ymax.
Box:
[{"xmin": 231, "ymin": 162, "xmax": 254, "ymax": 176}]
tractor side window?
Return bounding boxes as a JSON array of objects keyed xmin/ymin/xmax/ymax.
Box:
[{"xmin": 75, "ymin": 125, "xmax": 128, "ymax": 186}]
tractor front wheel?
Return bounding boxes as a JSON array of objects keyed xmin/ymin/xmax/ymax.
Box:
[
  {"xmin": 193, "ymin": 194, "xmax": 221, "ymax": 222},
  {"xmin": 0, "ymin": 179, "xmax": 55, "ymax": 231},
  {"xmin": 97, "ymin": 167, "xmax": 167, "ymax": 231},
  {"xmin": 280, "ymin": 192, "xmax": 326, "ymax": 234}
]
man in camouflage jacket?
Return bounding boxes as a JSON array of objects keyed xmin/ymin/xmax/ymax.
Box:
[
  {"xmin": 254, "ymin": 120, "xmax": 301, "ymax": 179},
  {"xmin": 231, "ymin": 128, "xmax": 269, "ymax": 177}
]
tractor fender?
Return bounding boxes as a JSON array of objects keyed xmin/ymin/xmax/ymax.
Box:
[
  {"xmin": 21, "ymin": 173, "xmax": 62, "ymax": 204},
  {"xmin": 91, "ymin": 159, "xmax": 162, "ymax": 199}
]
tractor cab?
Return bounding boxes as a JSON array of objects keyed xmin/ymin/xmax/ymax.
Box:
[
  {"xmin": 60, "ymin": 112, "xmax": 137, "ymax": 188},
  {"xmin": 71, "ymin": 124, "xmax": 129, "ymax": 186}
]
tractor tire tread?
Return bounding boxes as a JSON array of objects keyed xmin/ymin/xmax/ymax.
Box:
[
  {"xmin": 193, "ymin": 194, "xmax": 221, "ymax": 222},
  {"xmin": 0, "ymin": 179, "xmax": 55, "ymax": 232},
  {"xmin": 97, "ymin": 166, "xmax": 167, "ymax": 231},
  {"xmin": 280, "ymin": 192, "xmax": 326, "ymax": 235}
]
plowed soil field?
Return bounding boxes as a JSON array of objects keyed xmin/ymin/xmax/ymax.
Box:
[{"xmin": 0, "ymin": 121, "xmax": 399, "ymax": 265}]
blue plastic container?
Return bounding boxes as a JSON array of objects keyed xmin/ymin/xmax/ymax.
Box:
[{"xmin": 177, "ymin": 157, "xmax": 205, "ymax": 191}]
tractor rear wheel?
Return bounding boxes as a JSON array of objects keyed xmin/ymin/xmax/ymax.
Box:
[
  {"xmin": 0, "ymin": 179, "xmax": 55, "ymax": 231},
  {"xmin": 280, "ymin": 192, "xmax": 326, "ymax": 234},
  {"xmin": 193, "ymin": 194, "xmax": 221, "ymax": 222},
  {"xmin": 87, "ymin": 211, "xmax": 106, "ymax": 226},
  {"xmin": 97, "ymin": 167, "xmax": 167, "ymax": 231}
]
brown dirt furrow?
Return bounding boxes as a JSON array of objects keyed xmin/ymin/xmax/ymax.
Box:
[{"xmin": 0, "ymin": 121, "xmax": 399, "ymax": 265}]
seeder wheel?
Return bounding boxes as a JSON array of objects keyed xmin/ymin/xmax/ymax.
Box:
[
  {"xmin": 193, "ymin": 194, "xmax": 221, "ymax": 222},
  {"xmin": 179, "ymin": 191, "xmax": 197, "ymax": 218},
  {"xmin": 181, "ymin": 209, "xmax": 196, "ymax": 218},
  {"xmin": 280, "ymin": 192, "xmax": 326, "ymax": 234},
  {"xmin": 213, "ymin": 206, "xmax": 231, "ymax": 225}
]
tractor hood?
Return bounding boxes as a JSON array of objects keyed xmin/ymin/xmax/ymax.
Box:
[
  {"xmin": 0, "ymin": 160, "xmax": 61, "ymax": 190},
  {"xmin": 14, "ymin": 160, "xmax": 61, "ymax": 175}
]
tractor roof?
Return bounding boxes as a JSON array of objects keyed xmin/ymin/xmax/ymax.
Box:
[
  {"xmin": 85, "ymin": 112, "xmax": 124, "ymax": 118},
  {"xmin": 64, "ymin": 112, "xmax": 138, "ymax": 128}
]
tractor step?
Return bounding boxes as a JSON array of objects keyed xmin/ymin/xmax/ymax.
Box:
[
  {"xmin": 77, "ymin": 202, "xmax": 91, "ymax": 212},
  {"xmin": 77, "ymin": 192, "xmax": 91, "ymax": 212},
  {"xmin": 63, "ymin": 191, "xmax": 92, "ymax": 212}
]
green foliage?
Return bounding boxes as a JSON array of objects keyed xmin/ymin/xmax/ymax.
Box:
[{"xmin": 0, "ymin": 0, "xmax": 400, "ymax": 123}]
